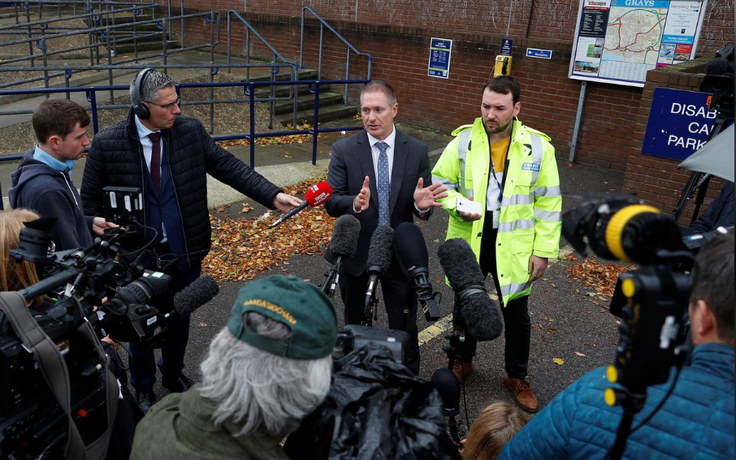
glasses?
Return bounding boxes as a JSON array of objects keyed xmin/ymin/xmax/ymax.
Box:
[{"xmin": 145, "ymin": 97, "xmax": 181, "ymax": 110}]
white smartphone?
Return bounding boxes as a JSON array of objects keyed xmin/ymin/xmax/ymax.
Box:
[{"xmin": 456, "ymin": 197, "xmax": 483, "ymax": 215}]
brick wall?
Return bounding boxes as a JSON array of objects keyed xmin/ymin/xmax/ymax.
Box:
[
  {"xmin": 172, "ymin": 1, "xmax": 732, "ymax": 179},
  {"xmin": 622, "ymin": 57, "xmax": 725, "ymax": 225},
  {"xmin": 176, "ymin": 0, "xmax": 732, "ymax": 56}
]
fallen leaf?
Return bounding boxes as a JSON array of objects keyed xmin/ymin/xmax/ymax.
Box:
[
  {"xmin": 199, "ymin": 322, "xmax": 207, "ymax": 327},
  {"xmin": 553, "ymin": 358, "xmax": 565, "ymax": 365},
  {"xmin": 547, "ymin": 328, "xmax": 558, "ymax": 333},
  {"xmin": 575, "ymin": 352, "xmax": 586, "ymax": 357}
]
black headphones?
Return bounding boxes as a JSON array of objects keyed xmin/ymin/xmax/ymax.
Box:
[{"xmin": 132, "ymin": 68, "xmax": 154, "ymax": 120}]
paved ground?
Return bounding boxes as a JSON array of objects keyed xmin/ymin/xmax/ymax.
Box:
[{"xmin": 0, "ymin": 49, "xmax": 627, "ymax": 429}]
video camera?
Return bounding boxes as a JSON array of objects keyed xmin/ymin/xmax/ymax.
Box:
[
  {"xmin": 700, "ymin": 43, "xmax": 734, "ymax": 119},
  {"xmin": 562, "ymin": 194, "xmax": 733, "ymax": 460},
  {"xmin": 0, "ymin": 217, "xmax": 174, "ymax": 459}
]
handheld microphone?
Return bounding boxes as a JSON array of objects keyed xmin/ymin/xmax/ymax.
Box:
[
  {"xmin": 438, "ymin": 238, "xmax": 502, "ymax": 341},
  {"xmin": 170, "ymin": 275, "xmax": 220, "ymax": 317},
  {"xmin": 323, "ymin": 215, "xmax": 361, "ymax": 298},
  {"xmin": 269, "ymin": 181, "xmax": 333, "ymax": 228},
  {"xmin": 393, "ymin": 222, "xmax": 441, "ymax": 321},
  {"xmin": 363, "ymin": 225, "xmax": 394, "ymax": 325},
  {"xmin": 431, "ymin": 368, "xmax": 463, "ymax": 446}
]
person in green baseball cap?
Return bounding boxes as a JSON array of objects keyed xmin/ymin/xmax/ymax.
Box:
[{"xmin": 130, "ymin": 275, "xmax": 338, "ymax": 460}]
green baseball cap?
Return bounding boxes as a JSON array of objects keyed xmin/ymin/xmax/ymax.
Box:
[{"xmin": 227, "ymin": 275, "xmax": 338, "ymax": 360}]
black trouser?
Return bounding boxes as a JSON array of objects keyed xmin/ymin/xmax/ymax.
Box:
[
  {"xmin": 453, "ymin": 212, "xmax": 531, "ymax": 379},
  {"xmin": 129, "ymin": 244, "xmax": 201, "ymax": 392},
  {"xmin": 339, "ymin": 262, "xmax": 420, "ymax": 375}
]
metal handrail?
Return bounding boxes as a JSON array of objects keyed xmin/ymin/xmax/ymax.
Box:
[
  {"xmin": 299, "ymin": 6, "xmax": 372, "ymax": 105},
  {"xmin": 226, "ymin": 9, "xmax": 300, "ymax": 129},
  {"xmin": 0, "ymin": 78, "xmax": 367, "ymax": 167}
]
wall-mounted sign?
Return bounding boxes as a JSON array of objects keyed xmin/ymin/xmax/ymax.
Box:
[
  {"xmin": 526, "ymin": 48, "xmax": 552, "ymax": 59},
  {"xmin": 428, "ymin": 38, "xmax": 453, "ymax": 79},
  {"xmin": 501, "ymin": 38, "xmax": 514, "ymax": 56},
  {"xmin": 569, "ymin": 0, "xmax": 707, "ymax": 87},
  {"xmin": 642, "ymin": 87, "xmax": 716, "ymax": 160}
]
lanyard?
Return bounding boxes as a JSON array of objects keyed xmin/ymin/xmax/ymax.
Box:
[{"xmin": 489, "ymin": 126, "xmax": 513, "ymax": 210}]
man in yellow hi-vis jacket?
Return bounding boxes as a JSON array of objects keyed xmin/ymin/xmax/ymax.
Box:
[{"xmin": 432, "ymin": 76, "xmax": 561, "ymax": 413}]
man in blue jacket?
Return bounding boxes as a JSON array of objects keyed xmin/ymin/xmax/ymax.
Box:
[{"xmin": 499, "ymin": 232, "xmax": 734, "ymax": 460}]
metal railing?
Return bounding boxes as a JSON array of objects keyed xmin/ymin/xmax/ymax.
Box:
[
  {"xmin": 299, "ymin": 6, "xmax": 372, "ymax": 106},
  {"xmin": 226, "ymin": 10, "xmax": 299, "ymax": 129},
  {"xmin": 0, "ymin": 78, "xmax": 367, "ymax": 166}
]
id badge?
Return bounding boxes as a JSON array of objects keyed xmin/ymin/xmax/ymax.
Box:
[{"xmin": 492, "ymin": 210, "xmax": 500, "ymax": 229}]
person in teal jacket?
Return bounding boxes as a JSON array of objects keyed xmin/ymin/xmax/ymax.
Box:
[
  {"xmin": 499, "ymin": 232, "xmax": 735, "ymax": 460},
  {"xmin": 432, "ymin": 76, "xmax": 561, "ymax": 413}
]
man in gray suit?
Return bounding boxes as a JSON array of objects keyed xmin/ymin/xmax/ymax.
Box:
[{"xmin": 325, "ymin": 80, "xmax": 447, "ymax": 374}]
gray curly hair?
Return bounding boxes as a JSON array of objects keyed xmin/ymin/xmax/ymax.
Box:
[{"xmin": 199, "ymin": 312, "xmax": 332, "ymax": 437}]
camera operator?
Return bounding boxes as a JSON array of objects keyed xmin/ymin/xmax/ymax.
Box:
[
  {"xmin": 498, "ymin": 232, "xmax": 735, "ymax": 459},
  {"xmin": 0, "ymin": 209, "xmax": 142, "ymax": 460},
  {"xmin": 8, "ymin": 99, "xmax": 116, "ymax": 251},
  {"xmin": 130, "ymin": 275, "xmax": 337, "ymax": 460},
  {"xmin": 681, "ymin": 181, "xmax": 734, "ymax": 235}
]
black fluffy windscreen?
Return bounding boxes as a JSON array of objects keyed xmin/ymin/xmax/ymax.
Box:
[
  {"xmin": 462, "ymin": 292, "xmax": 503, "ymax": 342},
  {"xmin": 366, "ymin": 225, "xmax": 394, "ymax": 272},
  {"xmin": 173, "ymin": 275, "xmax": 220, "ymax": 317},
  {"xmin": 329, "ymin": 215, "xmax": 361, "ymax": 259},
  {"xmin": 393, "ymin": 222, "xmax": 428, "ymax": 274},
  {"xmin": 437, "ymin": 238, "xmax": 484, "ymax": 291}
]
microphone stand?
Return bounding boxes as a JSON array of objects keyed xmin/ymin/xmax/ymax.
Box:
[{"xmin": 362, "ymin": 268, "xmax": 381, "ymax": 326}]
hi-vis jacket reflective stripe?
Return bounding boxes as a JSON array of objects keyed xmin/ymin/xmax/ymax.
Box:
[{"xmin": 432, "ymin": 117, "xmax": 562, "ymax": 305}]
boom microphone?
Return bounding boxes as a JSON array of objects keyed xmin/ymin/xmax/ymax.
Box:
[
  {"xmin": 324, "ymin": 215, "xmax": 361, "ymax": 297},
  {"xmin": 269, "ymin": 181, "xmax": 333, "ymax": 228},
  {"xmin": 171, "ymin": 274, "xmax": 220, "ymax": 317},
  {"xmin": 437, "ymin": 238, "xmax": 502, "ymax": 341},
  {"xmin": 393, "ymin": 222, "xmax": 441, "ymax": 321},
  {"xmin": 363, "ymin": 225, "xmax": 394, "ymax": 324}
]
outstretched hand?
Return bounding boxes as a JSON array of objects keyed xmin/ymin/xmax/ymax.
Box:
[
  {"xmin": 353, "ymin": 176, "xmax": 371, "ymax": 212},
  {"xmin": 413, "ymin": 177, "xmax": 448, "ymax": 210},
  {"xmin": 273, "ymin": 192, "xmax": 302, "ymax": 213}
]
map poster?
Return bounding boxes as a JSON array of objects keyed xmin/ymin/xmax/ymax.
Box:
[{"xmin": 569, "ymin": 0, "xmax": 708, "ymax": 87}]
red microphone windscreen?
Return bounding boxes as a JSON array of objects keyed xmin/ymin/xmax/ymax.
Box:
[{"xmin": 305, "ymin": 181, "xmax": 333, "ymax": 207}]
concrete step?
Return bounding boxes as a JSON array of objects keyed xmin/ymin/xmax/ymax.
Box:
[
  {"xmin": 114, "ymin": 39, "xmax": 180, "ymax": 55},
  {"xmin": 274, "ymin": 103, "xmax": 358, "ymax": 126},
  {"xmin": 271, "ymin": 91, "xmax": 344, "ymax": 115},
  {"xmin": 248, "ymin": 68, "xmax": 318, "ymax": 83}
]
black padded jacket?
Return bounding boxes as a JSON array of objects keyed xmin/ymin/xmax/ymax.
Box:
[{"xmin": 81, "ymin": 109, "xmax": 281, "ymax": 266}]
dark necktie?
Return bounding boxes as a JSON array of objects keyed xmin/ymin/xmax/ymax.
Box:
[
  {"xmin": 376, "ymin": 141, "xmax": 390, "ymax": 226},
  {"xmin": 148, "ymin": 132, "xmax": 161, "ymax": 190}
]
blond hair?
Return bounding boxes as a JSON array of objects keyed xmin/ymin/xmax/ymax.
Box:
[
  {"xmin": 0, "ymin": 209, "xmax": 43, "ymax": 308},
  {"xmin": 463, "ymin": 402, "xmax": 527, "ymax": 460}
]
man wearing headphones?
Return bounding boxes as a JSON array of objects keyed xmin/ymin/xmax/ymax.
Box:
[{"xmin": 81, "ymin": 69, "xmax": 301, "ymax": 413}]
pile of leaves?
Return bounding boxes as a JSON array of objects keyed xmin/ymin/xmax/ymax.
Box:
[
  {"xmin": 203, "ymin": 176, "xmax": 335, "ymax": 282},
  {"xmin": 216, "ymin": 122, "xmax": 344, "ymax": 148},
  {"xmin": 565, "ymin": 256, "xmax": 632, "ymax": 303}
]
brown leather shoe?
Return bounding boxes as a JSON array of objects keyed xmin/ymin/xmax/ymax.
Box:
[
  {"xmin": 503, "ymin": 375, "xmax": 539, "ymax": 413},
  {"xmin": 452, "ymin": 360, "xmax": 474, "ymax": 382}
]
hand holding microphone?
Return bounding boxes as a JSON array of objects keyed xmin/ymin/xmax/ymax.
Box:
[
  {"xmin": 438, "ymin": 238, "xmax": 502, "ymax": 341},
  {"xmin": 270, "ymin": 181, "xmax": 333, "ymax": 228}
]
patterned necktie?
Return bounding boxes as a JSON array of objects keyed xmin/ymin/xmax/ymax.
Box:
[
  {"xmin": 376, "ymin": 141, "xmax": 390, "ymax": 226},
  {"xmin": 148, "ymin": 132, "xmax": 161, "ymax": 190}
]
